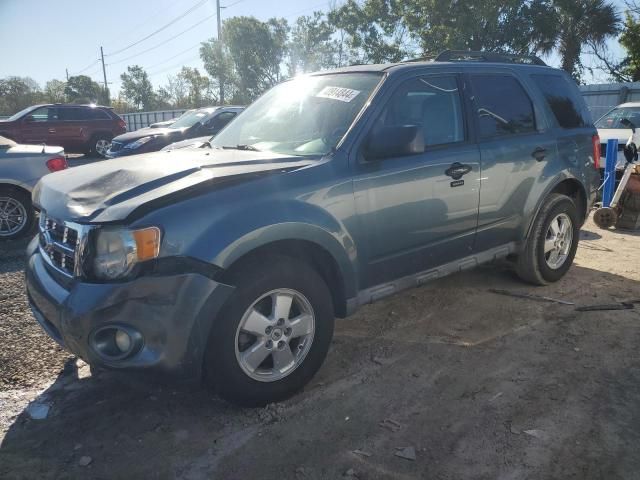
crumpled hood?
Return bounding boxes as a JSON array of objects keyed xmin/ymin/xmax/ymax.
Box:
[{"xmin": 33, "ymin": 149, "xmax": 315, "ymax": 223}]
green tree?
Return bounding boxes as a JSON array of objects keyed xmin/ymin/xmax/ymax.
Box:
[
  {"xmin": 534, "ymin": 0, "xmax": 621, "ymax": 81},
  {"xmin": 0, "ymin": 76, "xmax": 42, "ymax": 116},
  {"xmin": 177, "ymin": 67, "xmax": 211, "ymax": 107},
  {"xmin": 620, "ymin": 10, "xmax": 640, "ymax": 81},
  {"xmin": 288, "ymin": 12, "xmax": 338, "ymax": 75},
  {"xmin": 43, "ymin": 79, "xmax": 66, "ymax": 103},
  {"xmin": 119, "ymin": 65, "xmax": 155, "ymax": 110},
  {"xmin": 328, "ymin": 0, "xmax": 413, "ymax": 64},
  {"xmin": 65, "ymin": 75, "xmax": 106, "ymax": 104},
  {"xmin": 201, "ymin": 16, "xmax": 290, "ymax": 104}
]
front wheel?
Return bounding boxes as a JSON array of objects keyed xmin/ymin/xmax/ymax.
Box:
[
  {"xmin": 204, "ymin": 255, "xmax": 335, "ymax": 407},
  {"xmin": 516, "ymin": 193, "xmax": 580, "ymax": 285}
]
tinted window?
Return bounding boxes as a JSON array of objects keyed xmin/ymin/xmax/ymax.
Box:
[
  {"xmin": 85, "ymin": 108, "xmax": 111, "ymax": 120},
  {"xmin": 595, "ymin": 106, "xmax": 640, "ymax": 130},
  {"xmin": 379, "ymin": 75, "xmax": 464, "ymax": 147},
  {"xmin": 469, "ymin": 75, "xmax": 536, "ymax": 137},
  {"xmin": 27, "ymin": 106, "xmax": 58, "ymax": 122},
  {"xmin": 532, "ymin": 74, "xmax": 589, "ymax": 128},
  {"xmin": 58, "ymin": 107, "xmax": 85, "ymax": 121},
  {"xmin": 208, "ymin": 111, "xmax": 237, "ymax": 130}
]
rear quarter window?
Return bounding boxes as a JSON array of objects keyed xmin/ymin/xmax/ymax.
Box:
[
  {"xmin": 85, "ymin": 108, "xmax": 111, "ymax": 120},
  {"xmin": 531, "ymin": 74, "xmax": 591, "ymax": 129}
]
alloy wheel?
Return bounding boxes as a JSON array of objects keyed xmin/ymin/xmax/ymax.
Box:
[
  {"xmin": 0, "ymin": 196, "xmax": 27, "ymax": 237},
  {"xmin": 235, "ymin": 288, "xmax": 315, "ymax": 382},
  {"xmin": 544, "ymin": 213, "xmax": 573, "ymax": 270},
  {"xmin": 95, "ymin": 139, "xmax": 111, "ymax": 156}
]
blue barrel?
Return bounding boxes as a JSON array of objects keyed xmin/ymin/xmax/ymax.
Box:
[{"xmin": 602, "ymin": 139, "xmax": 618, "ymax": 207}]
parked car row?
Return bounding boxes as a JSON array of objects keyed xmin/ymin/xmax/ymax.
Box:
[{"xmin": 106, "ymin": 106, "xmax": 243, "ymax": 157}]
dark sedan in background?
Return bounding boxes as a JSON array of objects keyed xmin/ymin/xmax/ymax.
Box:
[{"xmin": 106, "ymin": 106, "xmax": 243, "ymax": 157}]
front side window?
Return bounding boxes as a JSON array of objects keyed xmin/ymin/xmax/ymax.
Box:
[
  {"xmin": 532, "ymin": 74, "xmax": 589, "ymax": 129},
  {"xmin": 26, "ymin": 106, "xmax": 58, "ymax": 122},
  {"xmin": 208, "ymin": 111, "xmax": 237, "ymax": 130},
  {"xmin": 375, "ymin": 75, "xmax": 464, "ymax": 147},
  {"xmin": 469, "ymin": 75, "xmax": 536, "ymax": 138},
  {"xmin": 595, "ymin": 106, "xmax": 640, "ymax": 129},
  {"xmin": 211, "ymin": 73, "xmax": 384, "ymax": 156}
]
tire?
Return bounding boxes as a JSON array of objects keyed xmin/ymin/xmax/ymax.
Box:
[
  {"xmin": 0, "ymin": 188, "xmax": 35, "ymax": 240},
  {"xmin": 516, "ymin": 193, "xmax": 580, "ymax": 285},
  {"xmin": 90, "ymin": 134, "xmax": 112, "ymax": 158},
  {"xmin": 204, "ymin": 255, "xmax": 335, "ymax": 407}
]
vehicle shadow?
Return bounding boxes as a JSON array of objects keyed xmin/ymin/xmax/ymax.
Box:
[
  {"xmin": 1, "ymin": 264, "xmax": 639, "ymax": 479},
  {"xmin": 0, "ymin": 237, "xmax": 30, "ymax": 275}
]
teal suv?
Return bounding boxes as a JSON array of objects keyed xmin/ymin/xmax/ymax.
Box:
[{"xmin": 26, "ymin": 51, "xmax": 600, "ymax": 406}]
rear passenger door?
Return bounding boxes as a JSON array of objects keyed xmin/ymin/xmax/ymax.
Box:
[
  {"xmin": 353, "ymin": 74, "xmax": 481, "ymax": 288},
  {"xmin": 468, "ymin": 72, "xmax": 558, "ymax": 251},
  {"xmin": 57, "ymin": 107, "xmax": 88, "ymax": 150}
]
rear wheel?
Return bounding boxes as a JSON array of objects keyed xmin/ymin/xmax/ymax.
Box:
[
  {"xmin": 204, "ymin": 255, "xmax": 334, "ymax": 407},
  {"xmin": 90, "ymin": 134, "xmax": 112, "ymax": 158},
  {"xmin": 0, "ymin": 188, "xmax": 35, "ymax": 240},
  {"xmin": 516, "ymin": 193, "xmax": 580, "ymax": 285}
]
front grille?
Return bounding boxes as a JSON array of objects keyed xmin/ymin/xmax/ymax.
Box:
[
  {"xmin": 109, "ymin": 141, "xmax": 123, "ymax": 152},
  {"xmin": 39, "ymin": 214, "xmax": 83, "ymax": 277}
]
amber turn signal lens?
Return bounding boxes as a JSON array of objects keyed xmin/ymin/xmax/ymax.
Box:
[{"xmin": 132, "ymin": 227, "xmax": 161, "ymax": 261}]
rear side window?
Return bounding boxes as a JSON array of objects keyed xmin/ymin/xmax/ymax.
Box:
[
  {"xmin": 531, "ymin": 74, "xmax": 589, "ymax": 129},
  {"xmin": 58, "ymin": 108, "xmax": 84, "ymax": 121},
  {"xmin": 469, "ymin": 75, "xmax": 536, "ymax": 138},
  {"xmin": 86, "ymin": 108, "xmax": 111, "ymax": 120}
]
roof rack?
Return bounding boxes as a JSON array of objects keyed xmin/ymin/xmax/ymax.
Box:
[{"xmin": 434, "ymin": 50, "xmax": 547, "ymax": 66}]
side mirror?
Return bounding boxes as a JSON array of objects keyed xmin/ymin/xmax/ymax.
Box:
[
  {"xmin": 364, "ymin": 125, "xmax": 425, "ymax": 160},
  {"xmin": 621, "ymin": 118, "xmax": 636, "ymax": 133}
]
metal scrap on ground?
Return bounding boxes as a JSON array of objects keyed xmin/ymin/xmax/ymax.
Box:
[{"xmin": 488, "ymin": 289, "xmax": 575, "ymax": 305}]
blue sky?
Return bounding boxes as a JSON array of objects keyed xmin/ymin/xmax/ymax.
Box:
[{"xmin": 0, "ymin": 0, "xmax": 630, "ymax": 96}]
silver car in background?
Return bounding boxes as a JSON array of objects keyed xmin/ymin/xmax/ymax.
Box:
[{"xmin": 0, "ymin": 136, "xmax": 68, "ymax": 239}]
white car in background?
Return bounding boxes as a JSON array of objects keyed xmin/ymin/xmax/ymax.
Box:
[
  {"xmin": 0, "ymin": 136, "xmax": 67, "ymax": 239},
  {"xmin": 596, "ymin": 102, "xmax": 640, "ymax": 170}
]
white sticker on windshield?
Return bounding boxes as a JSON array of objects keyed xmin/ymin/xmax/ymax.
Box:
[{"xmin": 316, "ymin": 86, "xmax": 361, "ymax": 103}]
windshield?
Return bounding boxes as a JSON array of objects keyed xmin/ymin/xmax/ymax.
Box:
[
  {"xmin": 596, "ymin": 106, "xmax": 640, "ymax": 129},
  {"xmin": 211, "ymin": 73, "xmax": 383, "ymax": 156},
  {"xmin": 170, "ymin": 109, "xmax": 213, "ymax": 129},
  {"xmin": 6, "ymin": 105, "xmax": 38, "ymax": 122}
]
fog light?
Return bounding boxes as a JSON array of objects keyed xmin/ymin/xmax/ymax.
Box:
[{"xmin": 115, "ymin": 330, "xmax": 132, "ymax": 353}]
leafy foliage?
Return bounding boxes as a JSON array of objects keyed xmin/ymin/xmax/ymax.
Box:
[
  {"xmin": 119, "ymin": 65, "xmax": 155, "ymax": 110},
  {"xmin": 65, "ymin": 75, "xmax": 108, "ymax": 104}
]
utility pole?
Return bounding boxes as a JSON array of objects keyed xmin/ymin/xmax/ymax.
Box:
[
  {"xmin": 216, "ymin": 0, "xmax": 225, "ymax": 105},
  {"xmin": 65, "ymin": 68, "xmax": 69, "ymax": 81},
  {"xmin": 100, "ymin": 46, "xmax": 109, "ymax": 105}
]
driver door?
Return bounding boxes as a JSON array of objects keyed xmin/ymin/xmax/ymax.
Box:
[
  {"xmin": 21, "ymin": 106, "xmax": 58, "ymax": 144},
  {"xmin": 352, "ymin": 74, "xmax": 481, "ymax": 288}
]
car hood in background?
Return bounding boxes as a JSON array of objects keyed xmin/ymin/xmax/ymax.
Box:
[
  {"xmin": 4, "ymin": 144, "xmax": 64, "ymax": 156},
  {"xmin": 33, "ymin": 149, "xmax": 316, "ymax": 223},
  {"xmin": 598, "ymin": 128, "xmax": 633, "ymax": 169},
  {"xmin": 161, "ymin": 136, "xmax": 211, "ymax": 151},
  {"xmin": 112, "ymin": 126, "xmax": 188, "ymax": 144}
]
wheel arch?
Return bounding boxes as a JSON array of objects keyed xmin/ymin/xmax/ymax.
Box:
[
  {"xmin": 216, "ymin": 232, "xmax": 355, "ymax": 319},
  {"xmin": 525, "ymin": 176, "xmax": 588, "ymax": 240}
]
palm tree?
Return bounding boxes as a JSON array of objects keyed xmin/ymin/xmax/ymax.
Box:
[{"xmin": 535, "ymin": 0, "xmax": 621, "ymax": 81}]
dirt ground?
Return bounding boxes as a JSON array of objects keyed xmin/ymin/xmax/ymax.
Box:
[{"xmin": 1, "ymin": 217, "xmax": 640, "ymax": 480}]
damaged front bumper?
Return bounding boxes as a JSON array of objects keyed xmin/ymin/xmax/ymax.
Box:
[{"xmin": 25, "ymin": 239, "xmax": 234, "ymax": 379}]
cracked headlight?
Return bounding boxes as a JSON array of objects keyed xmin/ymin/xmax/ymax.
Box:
[{"xmin": 92, "ymin": 227, "xmax": 161, "ymax": 280}]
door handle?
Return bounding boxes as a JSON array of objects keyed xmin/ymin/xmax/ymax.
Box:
[
  {"xmin": 532, "ymin": 147, "xmax": 547, "ymax": 161},
  {"xmin": 445, "ymin": 162, "xmax": 472, "ymax": 180},
  {"xmin": 48, "ymin": 128, "xmax": 56, "ymax": 134}
]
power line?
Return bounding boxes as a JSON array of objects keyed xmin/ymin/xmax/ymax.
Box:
[
  {"xmin": 70, "ymin": 59, "xmax": 99, "ymax": 76},
  {"xmin": 106, "ymin": 0, "xmax": 208, "ymax": 56},
  {"xmin": 142, "ymin": 42, "xmax": 203, "ymax": 71},
  {"xmin": 222, "ymin": 0, "xmax": 248, "ymax": 8},
  {"xmin": 147, "ymin": 55, "xmax": 202, "ymax": 77},
  {"xmin": 107, "ymin": 13, "xmax": 215, "ymax": 66}
]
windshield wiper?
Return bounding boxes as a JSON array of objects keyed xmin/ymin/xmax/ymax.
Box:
[{"xmin": 221, "ymin": 144, "xmax": 261, "ymax": 152}]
